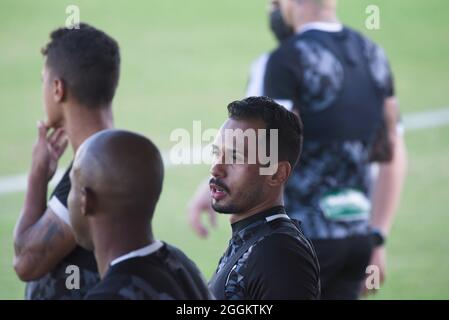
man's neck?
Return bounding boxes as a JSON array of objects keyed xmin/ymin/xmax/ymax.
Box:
[
  {"xmin": 229, "ymin": 195, "xmax": 283, "ymax": 225},
  {"xmin": 294, "ymin": 15, "xmax": 340, "ymax": 33},
  {"xmin": 92, "ymin": 222, "xmax": 153, "ymax": 278},
  {"xmin": 63, "ymin": 103, "xmax": 114, "ymax": 153}
]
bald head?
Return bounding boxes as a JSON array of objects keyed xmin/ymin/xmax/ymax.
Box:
[
  {"xmin": 75, "ymin": 129, "xmax": 163, "ymax": 210},
  {"xmin": 296, "ymin": 0, "xmax": 337, "ymax": 7},
  {"xmin": 68, "ymin": 129, "xmax": 164, "ymax": 250}
]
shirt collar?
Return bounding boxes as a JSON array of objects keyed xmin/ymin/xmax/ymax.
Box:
[
  {"xmin": 110, "ymin": 240, "xmax": 164, "ymax": 266},
  {"xmin": 231, "ymin": 206, "xmax": 288, "ymax": 235},
  {"xmin": 298, "ymin": 21, "xmax": 343, "ymax": 34}
]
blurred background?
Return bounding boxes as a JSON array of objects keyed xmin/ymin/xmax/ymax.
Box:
[{"xmin": 0, "ymin": 0, "xmax": 448, "ymax": 299}]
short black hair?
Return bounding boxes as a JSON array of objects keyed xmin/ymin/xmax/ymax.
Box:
[
  {"xmin": 42, "ymin": 23, "xmax": 120, "ymax": 108},
  {"xmin": 227, "ymin": 96, "xmax": 303, "ymax": 169}
]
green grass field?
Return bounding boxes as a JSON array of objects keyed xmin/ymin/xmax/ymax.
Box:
[{"xmin": 0, "ymin": 0, "xmax": 448, "ymax": 299}]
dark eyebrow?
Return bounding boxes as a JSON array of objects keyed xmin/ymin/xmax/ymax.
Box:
[
  {"xmin": 224, "ymin": 148, "xmax": 239, "ymax": 160},
  {"xmin": 212, "ymin": 144, "xmax": 242, "ymax": 161}
]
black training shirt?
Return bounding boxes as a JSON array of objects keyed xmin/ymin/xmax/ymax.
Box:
[
  {"xmin": 209, "ymin": 206, "xmax": 320, "ymax": 300},
  {"xmin": 85, "ymin": 241, "xmax": 212, "ymax": 300}
]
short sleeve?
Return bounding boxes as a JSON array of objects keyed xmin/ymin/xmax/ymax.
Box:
[
  {"xmin": 47, "ymin": 164, "xmax": 72, "ymax": 226},
  {"xmin": 264, "ymin": 47, "xmax": 300, "ymax": 111},
  {"xmin": 362, "ymin": 37, "xmax": 395, "ymax": 98},
  {"xmin": 245, "ymin": 234, "xmax": 320, "ymax": 300}
]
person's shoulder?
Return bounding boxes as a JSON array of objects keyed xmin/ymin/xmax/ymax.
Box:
[
  {"xmin": 265, "ymin": 39, "xmax": 300, "ymax": 74},
  {"xmin": 250, "ymin": 231, "xmax": 316, "ymax": 265},
  {"xmin": 85, "ymin": 270, "xmax": 167, "ymax": 300},
  {"xmin": 164, "ymin": 242, "xmax": 200, "ymax": 267},
  {"xmin": 342, "ymin": 25, "xmax": 365, "ymax": 38},
  {"xmin": 270, "ymin": 36, "xmax": 298, "ymax": 57},
  {"xmin": 164, "ymin": 242, "xmax": 205, "ymax": 277},
  {"xmin": 254, "ymin": 232, "xmax": 303, "ymax": 252},
  {"xmin": 84, "ymin": 273, "xmax": 130, "ymax": 300},
  {"xmin": 247, "ymin": 232, "xmax": 320, "ymax": 297},
  {"xmin": 163, "ymin": 242, "xmax": 212, "ymax": 299},
  {"xmin": 269, "ymin": 31, "xmax": 337, "ymax": 64},
  {"xmin": 344, "ymin": 25, "xmax": 386, "ymax": 54}
]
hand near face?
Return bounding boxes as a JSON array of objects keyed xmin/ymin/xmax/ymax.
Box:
[
  {"xmin": 31, "ymin": 121, "xmax": 68, "ymax": 181},
  {"xmin": 187, "ymin": 180, "xmax": 217, "ymax": 238}
]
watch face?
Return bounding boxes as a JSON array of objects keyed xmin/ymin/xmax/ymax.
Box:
[{"xmin": 372, "ymin": 230, "xmax": 385, "ymax": 246}]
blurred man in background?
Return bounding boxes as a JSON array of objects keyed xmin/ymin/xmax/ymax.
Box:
[
  {"xmin": 68, "ymin": 129, "xmax": 211, "ymax": 300},
  {"xmin": 13, "ymin": 23, "xmax": 120, "ymax": 299},
  {"xmin": 245, "ymin": 0, "xmax": 295, "ymax": 98},
  {"xmin": 189, "ymin": 0, "xmax": 407, "ymax": 299}
]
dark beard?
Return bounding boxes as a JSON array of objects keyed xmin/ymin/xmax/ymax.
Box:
[
  {"xmin": 269, "ymin": 8, "xmax": 294, "ymax": 43},
  {"xmin": 212, "ymin": 189, "xmax": 261, "ymax": 215},
  {"xmin": 212, "ymin": 202, "xmax": 241, "ymax": 214}
]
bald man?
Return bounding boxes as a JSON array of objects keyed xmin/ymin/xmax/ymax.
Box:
[{"xmin": 68, "ymin": 129, "xmax": 212, "ymax": 300}]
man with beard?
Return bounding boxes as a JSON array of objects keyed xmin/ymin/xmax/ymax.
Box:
[
  {"xmin": 208, "ymin": 97, "xmax": 320, "ymax": 300},
  {"xmin": 189, "ymin": 0, "xmax": 407, "ymax": 299}
]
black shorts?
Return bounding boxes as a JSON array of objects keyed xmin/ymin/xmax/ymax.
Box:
[{"xmin": 311, "ymin": 234, "xmax": 374, "ymax": 300}]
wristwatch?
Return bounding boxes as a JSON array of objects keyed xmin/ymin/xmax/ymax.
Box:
[{"xmin": 371, "ymin": 228, "xmax": 386, "ymax": 247}]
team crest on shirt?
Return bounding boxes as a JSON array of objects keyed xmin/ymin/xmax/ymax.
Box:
[{"xmin": 295, "ymin": 40, "xmax": 344, "ymax": 112}]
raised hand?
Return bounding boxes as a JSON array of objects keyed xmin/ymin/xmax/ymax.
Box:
[{"xmin": 31, "ymin": 121, "xmax": 68, "ymax": 181}]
